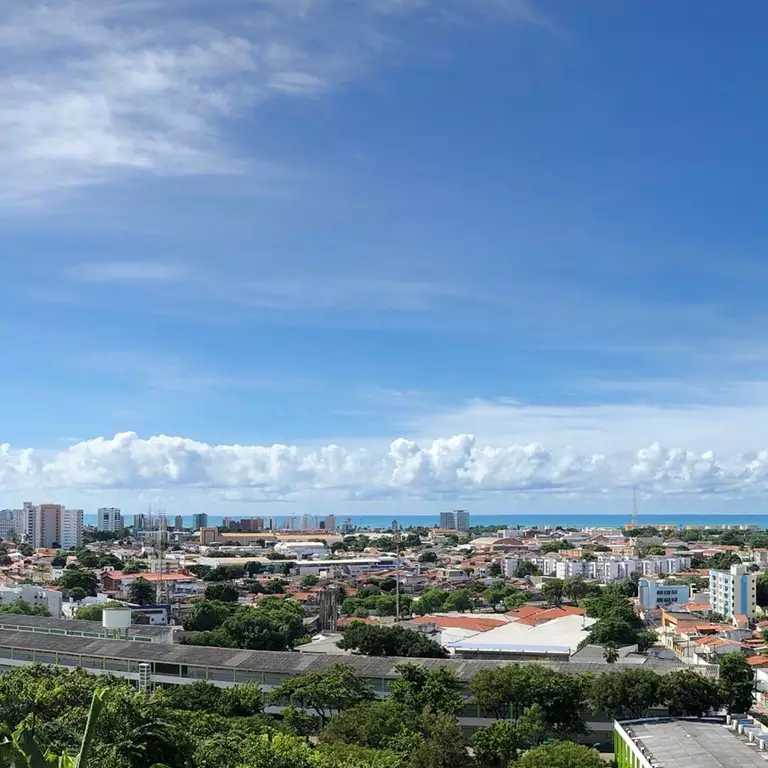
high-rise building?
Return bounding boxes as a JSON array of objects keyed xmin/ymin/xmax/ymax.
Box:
[
  {"xmin": 710, "ymin": 563, "xmax": 757, "ymax": 619},
  {"xmin": 391, "ymin": 520, "xmax": 399, "ymax": 532},
  {"xmin": 192, "ymin": 513, "xmax": 208, "ymax": 530},
  {"xmin": 133, "ymin": 513, "xmax": 147, "ymax": 531},
  {"xmin": 324, "ymin": 515, "xmax": 336, "ymax": 532},
  {"xmin": 97, "ymin": 507, "xmax": 123, "ymax": 533},
  {"xmin": 20, "ymin": 504, "xmax": 82, "ymax": 549},
  {"xmin": 341, "ymin": 518, "xmax": 353, "ymax": 533},
  {"xmin": 455, "ymin": 510, "xmax": 470, "ymax": 532},
  {"xmin": 439, "ymin": 510, "xmax": 470, "ymax": 531},
  {"xmin": 174, "ymin": 515, "xmax": 184, "ymax": 531},
  {"xmin": 39, "ymin": 504, "xmax": 63, "ymax": 548},
  {"xmin": 59, "ymin": 508, "xmax": 83, "ymax": 549},
  {"xmin": 439, "ymin": 511, "xmax": 455, "ymax": 529},
  {"xmin": 253, "ymin": 517, "xmax": 264, "ymax": 531}
]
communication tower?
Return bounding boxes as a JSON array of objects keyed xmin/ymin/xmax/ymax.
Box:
[{"xmin": 631, "ymin": 486, "xmax": 638, "ymax": 527}]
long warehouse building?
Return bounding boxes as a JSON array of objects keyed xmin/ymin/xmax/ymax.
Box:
[{"xmin": 0, "ymin": 627, "xmax": 712, "ymax": 737}]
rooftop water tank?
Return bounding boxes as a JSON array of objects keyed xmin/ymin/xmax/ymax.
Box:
[{"xmin": 102, "ymin": 607, "xmax": 132, "ymax": 631}]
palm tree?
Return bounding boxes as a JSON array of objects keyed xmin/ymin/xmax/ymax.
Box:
[
  {"xmin": 0, "ymin": 688, "xmax": 104, "ymax": 767},
  {"xmin": 603, "ymin": 642, "xmax": 620, "ymax": 664}
]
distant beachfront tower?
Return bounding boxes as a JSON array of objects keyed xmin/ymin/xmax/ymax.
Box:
[{"xmin": 455, "ymin": 510, "xmax": 470, "ymax": 531}]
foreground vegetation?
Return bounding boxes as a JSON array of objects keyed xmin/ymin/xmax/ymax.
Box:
[{"xmin": 0, "ymin": 648, "xmax": 753, "ymax": 768}]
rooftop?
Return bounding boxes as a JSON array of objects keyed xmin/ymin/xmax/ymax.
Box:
[
  {"xmin": 622, "ymin": 719, "xmax": 768, "ymax": 768},
  {"xmin": 0, "ymin": 628, "xmax": 694, "ymax": 679},
  {"xmin": 0, "ymin": 612, "xmax": 170, "ymax": 640},
  {"xmin": 447, "ymin": 613, "xmax": 595, "ymax": 655}
]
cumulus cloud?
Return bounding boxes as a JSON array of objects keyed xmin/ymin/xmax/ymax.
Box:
[
  {"xmin": 0, "ymin": 431, "xmax": 767, "ymax": 500},
  {"xmin": 0, "ymin": 0, "xmax": 549, "ymax": 205}
]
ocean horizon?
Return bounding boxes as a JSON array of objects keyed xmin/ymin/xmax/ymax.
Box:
[{"xmin": 84, "ymin": 511, "xmax": 768, "ymax": 530}]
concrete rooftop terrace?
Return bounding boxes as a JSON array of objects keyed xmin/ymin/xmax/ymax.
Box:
[{"xmin": 626, "ymin": 719, "xmax": 768, "ymax": 767}]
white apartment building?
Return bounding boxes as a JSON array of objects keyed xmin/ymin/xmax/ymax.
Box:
[
  {"xmin": 59, "ymin": 508, "xmax": 84, "ymax": 549},
  {"xmin": 538, "ymin": 554, "xmax": 693, "ymax": 584},
  {"xmin": 710, "ymin": 563, "xmax": 757, "ymax": 620},
  {"xmin": 0, "ymin": 585, "xmax": 62, "ymax": 617},
  {"xmin": 97, "ymin": 507, "xmax": 124, "ymax": 533}
]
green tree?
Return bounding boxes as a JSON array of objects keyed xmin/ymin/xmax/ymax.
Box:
[
  {"xmin": 301, "ymin": 574, "xmax": 320, "ymax": 588},
  {"xmin": 470, "ymin": 705, "xmax": 543, "ymax": 768},
  {"xmin": 204, "ymin": 582, "xmax": 239, "ymax": 602},
  {"xmin": 419, "ymin": 551, "xmax": 438, "ymax": 564},
  {"xmin": 588, "ymin": 669, "xmax": 661, "ymax": 720},
  {"xmin": 514, "ymin": 561, "xmax": 540, "ymax": 578},
  {"xmin": 411, "ymin": 712, "xmax": 467, "ymax": 768},
  {"xmin": 718, "ymin": 653, "xmax": 755, "ymax": 714},
  {"xmin": 321, "ymin": 700, "xmax": 419, "ymax": 751},
  {"xmin": 442, "ymin": 588, "xmax": 472, "ymax": 613},
  {"xmin": 164, "ymin": 680, "xmax": 223, "ymax": 712},
  {"xmin": 660, "ymin": 670, "xmax": 723, "ymax": 717},
  {"xmin": 122, "ymin": 560, "xmax": 148, "ymax": 574},
  {"xmin": 74, "ymin": 600, "xmax": 125, "ymax": 621},
  {"xmin": 270, "ymin": 664, "xmax": 375, "ymax": 726},
  {"xmin": 757, "ymin": 574, "xmax": 768, "ymax": 607},
  {"xmin": 707, "ymin": 552, "xmax": 743, "ymax": 570},
  {"xmin": 389, "ymin": 663, "xmax": 466, "ymax": 715},
  {"xmin": 68, "ymin": 586, "xmax": 87, "ymax": 601},
  {"xmin": 470, "ymin": 664, "xmax": 585, "ymax": 738},
  {"xmin": 562, "ymin": 575, "xmax": 594, "ymax": 603},
  {"xmin": 587, "ymin": 617, "xmax": 639, "ymax": 646},
  {"xmin": 57, "ymin": 568, "xmax": 98, "ymax": 596},
  {"xmin": 127, "ymin": 577, "xmax": 155, "ymax": 606},
  {"xmin": 182, "ymin": 600, "xmax": 233, "ymax": 632},
  {"xmin": 217, "ymin": 682, "xmax": 264, "ymax": 718},
  {"xmin": 512, "ymin": 740, "xmax": 605, "ymax": 768},
  {"xmin": 313, "ymin": 742, "xmax": 407, "ymax": 768},
  {"xmin": 414, "ymin": 589, "xmax": 450, "ymax": 615},
  {"xmin": 541, "ymin": 579, "xmax": 564, "ymax": 606},
  {"xmin": 0, "ymin": 599, "xmax": 51, "ymax": 617},
  {"xmin": 337, "ymin": 622, "xmax": 448, "ymax": 658},
  {"xmin": 487, "ymin": 562, "xmax": 502, "ymax": 578},
  {"xmin": 539, "ymin": 540, "xmax": 573, "ymax": 554}
]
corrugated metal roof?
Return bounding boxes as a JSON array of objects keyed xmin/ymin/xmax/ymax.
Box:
[
  {"xmin": 0, "ymin": 613, "xmax": 168, "ymax": 639},
  {"xmin": 0, "ymin": 629, "xmax": 696, "ymax": 679}
]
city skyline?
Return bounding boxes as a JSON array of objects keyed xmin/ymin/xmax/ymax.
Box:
[{"xmin": 3, "ymin": 2, "xmax": 768, "ymax": 514}]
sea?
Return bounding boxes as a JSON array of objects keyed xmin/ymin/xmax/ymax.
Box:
[{"xmin": 83, "ymin": 512, "xmax": 768, "ymax": 531}]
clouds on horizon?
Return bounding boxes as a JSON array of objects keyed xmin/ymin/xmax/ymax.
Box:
[{"xmin": 0, "ymin": 430, "xmax": 767, "ymax": 502}]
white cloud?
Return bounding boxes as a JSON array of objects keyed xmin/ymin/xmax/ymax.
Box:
[
  {"xmin": 69, "ymin": 261, "xmax": 186, "ymax": 284},
  {"xmin": 414, "ymin": 389, "xmax": 768, "ymax": 455},
  {"xmin": 0, "ymin": 0, "xmax": 550, "ymax": 205},
  {"xmin": 0, "ymin": 430, "xmax": 767, "ymax": 500}
]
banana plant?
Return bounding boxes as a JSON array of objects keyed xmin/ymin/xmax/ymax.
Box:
[{"xmin": 0, "ymin": 690, "xmax": 168, "ymax": 768}]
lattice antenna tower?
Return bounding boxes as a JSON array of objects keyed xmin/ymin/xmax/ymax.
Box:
[
  {"xmin": 155, "ymin": 506, "xmax": 170, "ymax": 605},
  {"xmin": 631, "ymin": 486, "xmax": 638, "ymax": 527}
]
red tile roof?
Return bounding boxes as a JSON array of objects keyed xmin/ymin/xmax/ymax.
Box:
[{"xmin": 411, "ymin": 615, "xmax": 507, "ymax": 633}]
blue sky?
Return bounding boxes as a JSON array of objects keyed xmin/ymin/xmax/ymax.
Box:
[{"xmin": 2, "ymin": 0, "xmax": 768, "ymax": 516}]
